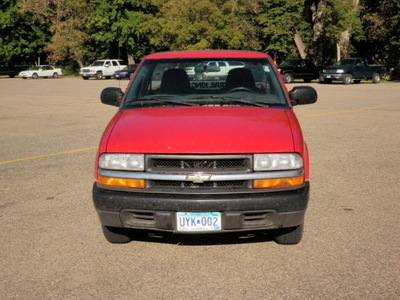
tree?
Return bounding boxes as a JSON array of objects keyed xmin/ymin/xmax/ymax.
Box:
[
  {"xmin": 143, "ymin": 0, "xmax": 261, "ymax": 52},
  {"xmin": 360, "ymin": 0, "xmax": 400, "ymax": 79},
  {"xmin": 257, "ymin": 0, "xmax": 308, "ymax": 62},
  {"xmin": 308, "ymin": 0, "xmax": 363, "ymax": 63},
  {"xmin": 0, "ymin": 0, "xmax": 48, "ymax": 65},
  {"xmin": 85, "ymin": 0, "xmax": 155, "ymax": 64},
  {"xmin": 19, "ymin": 0, "xmax": 89, "ymax": 67}
]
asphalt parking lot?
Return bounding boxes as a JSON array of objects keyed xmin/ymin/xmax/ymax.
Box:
[{"xmin": 1, "ymin": 77, "xmax": 399, "ymax": 299}]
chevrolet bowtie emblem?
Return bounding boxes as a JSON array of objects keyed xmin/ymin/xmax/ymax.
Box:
[{"xmin": 186, "ymin": 172, "xmax": 212, "ymax": 183}]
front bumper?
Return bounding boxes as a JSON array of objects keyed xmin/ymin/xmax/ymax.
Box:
[
  {"xmin": 92, "ymin": 182, "xmax": 310, "ymax": 233},
  {"xmin": 322, "ymin": 73, "xmax": 345, "ymax": 81}
]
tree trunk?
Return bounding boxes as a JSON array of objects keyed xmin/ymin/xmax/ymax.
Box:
[
  {"xmin": 294, "ymin": 27, "xmax": 307, "ymax": 59},
  {"xmin": 127, "ymin": 51, "xmax": 135, "ymax": 65},
  {"xmin": 310, "ymin": 0, "xmax": 326, "ymax": 63},
  {"xmin": 338, "ymin": 0, "xmax": 359, "ymax": 60}
]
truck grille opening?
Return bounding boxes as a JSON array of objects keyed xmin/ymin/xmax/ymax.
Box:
[
  {"xmin": 147, "ymin": 155, "xmax": 252, "ymax": 173},
  {"xmin": 149, "ymin": 180, "xmax": 249, "ymax": 189}
]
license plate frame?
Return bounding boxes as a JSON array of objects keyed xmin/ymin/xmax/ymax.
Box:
[{"xmin": 176, "ymin": 212, "xmax": 221, "ymax": 232}]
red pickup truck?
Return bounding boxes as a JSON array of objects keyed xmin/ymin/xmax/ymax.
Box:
[{"xmin": 93, "ymin": 50, "xmax": 317, "ymax": 245}]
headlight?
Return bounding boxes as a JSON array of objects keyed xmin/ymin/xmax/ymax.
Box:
[
  {"xmin": 337, "ymin": 69, "xmax": 344, "ymax": 73},
  {"xmin": 254, "ymin": 153, "xmax": 303, "ymax": 171},
  {"xmin": 322, "ymin": 69, "xmax": 326, "ymax": 73},
  {"xmin": 98, "ymin": 153, "xmax": 144, "ymax": 171}
]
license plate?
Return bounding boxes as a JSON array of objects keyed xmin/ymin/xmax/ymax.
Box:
[{"xmin": 176, "ymin": 212, "xmax": 221, "ymax": 232}]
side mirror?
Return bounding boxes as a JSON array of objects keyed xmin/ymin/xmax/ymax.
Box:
[
  {"xmin": 289, "ymin": 86, "xmax": 317, "ymax": 106},
  {"xmin": 101, "ymin": 87, "xmax": 124, "ymax": 107}
]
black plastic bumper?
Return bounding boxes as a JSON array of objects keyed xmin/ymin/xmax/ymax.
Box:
[{"xmin": 92, "ymin": 182, "xmax": 310, "ymax": 233}]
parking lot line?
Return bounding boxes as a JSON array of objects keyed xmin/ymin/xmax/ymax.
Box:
[
  {"xmin": 299, "ymin": 102, "xmax": 400, "ymax": 119},
  {"xmin": 0, "ymin": 147, "xmax": 98, "ymax": 165},
  {"xmin": 1, "ymin": 102, "xmax": 399, "ymax": 166}
]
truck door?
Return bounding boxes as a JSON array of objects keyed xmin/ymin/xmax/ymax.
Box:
[{"xmin": 353, "ymin": 59, "xmax": 365, "ymax": 79}]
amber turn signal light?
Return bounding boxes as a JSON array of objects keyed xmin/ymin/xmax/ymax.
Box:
[
  {"xmin": 253, "ymin": 175, "xmax": 304, "ymax": 189},
  {"xmin": 98, "ymin": 175, "xmax": 145, "ymax": 189}
]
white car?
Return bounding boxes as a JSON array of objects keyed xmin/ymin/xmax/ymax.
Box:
[{"xmin": 19, "ymin": 65, "xmax": 62, "ymax": 79}]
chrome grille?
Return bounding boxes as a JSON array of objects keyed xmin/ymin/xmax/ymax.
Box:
[
  {"xmin": 147, "ymin": 155, "xmax": 252, "ymax": 173},
  {"xmin": 145, "ymin": 154, "xmax": 252, "ymax": 191}
]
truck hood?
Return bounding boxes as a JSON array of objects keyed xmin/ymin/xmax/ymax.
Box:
[{"xmin": 104, "ymin": 107, "xmax": 297, "ymax": 154}]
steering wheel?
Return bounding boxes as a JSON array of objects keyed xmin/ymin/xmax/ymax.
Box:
[{"xmin": 227, "ymin": 87, "xmax": 253, "ymax": 93}]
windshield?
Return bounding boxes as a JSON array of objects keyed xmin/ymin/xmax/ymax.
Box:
[
  {"xmin": 334, "ymin": 59, "xmax": 355, "ymax": 66},
  {"xmin": 92, "ymin": 61, "xmax": 105, "ymax": 66},
  {"xmin": 122, "ymin": 57, "xmax": 288, "ymax": 109},
  {"xmin": 279, "ymin": 60, "xmax": 297, "ymax": 67}
]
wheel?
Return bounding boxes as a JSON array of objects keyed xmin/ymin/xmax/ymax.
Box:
[
  {"xmin": 195, "ymin": 73, "xmax": 204, "ymax": 80},
  {"xmin": 32, "ymin": 73, "xmax": 38, "ymax": 79},
  {"xmin": 82, "ymin": 76, "xmax": 89, "ymax": 80},
  {"xmin": 283, "ymin": 73, "xmax": 294, "ymax": 84},
  {"xmin": 95, "ymin": 71, "xmax": 103, "ymax": 80},
  {"xmin": 318, "ymin": 73, "xmax": 324, "ymax": 83},
  {"xmin": 101, "ymin": 225, "xmax": 132, "ymax": 244},
  {"xmin": 273, "ymin": 223, "xmax": 304, "ymax": 245},
  {"xmin": 227, "ymin": 87, "xmax": 253, "ymax": 93},
  {"xmin": 342, "ymin": 74, "xmax": 352, "ymax": 85},
  {"xmin": 372, "ymin": 73, "xmax": 380, "ymax": 83},
  {"xmin": 52, "ymin": 72, "xmax": 59, "ymax": 78}
]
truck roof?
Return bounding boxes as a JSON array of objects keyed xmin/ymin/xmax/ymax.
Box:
[{"xmin": 144, "ymin": 50, "xmax": 270, "ymax": 60}]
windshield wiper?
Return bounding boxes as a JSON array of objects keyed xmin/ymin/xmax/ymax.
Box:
[
  {"xmin": 189, "ymin": 96, "xmax": 269, "ymax": 107},
  {"xmin": 125, "ymin": 96, "xmax": 196, "ymax": 107}
]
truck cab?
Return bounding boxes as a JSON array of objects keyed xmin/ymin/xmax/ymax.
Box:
[{"xmin": 93, "ymin": 50, "xmax": 317, "ymax": 245}]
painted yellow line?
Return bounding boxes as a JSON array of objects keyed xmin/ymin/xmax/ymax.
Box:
[
  {"xmin": 299, "ymin": 102, "xmax": 400, "ymax": 119},
  {"xmin": 2, "ymin": 102, "xmax": 399, "ymax": 166},
  {"xmin": 0, "ymin": 146, "xmax": 98, "ymax": 165}
]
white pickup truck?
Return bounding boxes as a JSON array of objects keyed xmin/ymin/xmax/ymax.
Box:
[
  {"xmin": 80, "ymin": 59, "xmax": 127, "ymax": 80},
  {"xmin": 187, "ymin": 61, "xmax": 245, "ymax": 80}
]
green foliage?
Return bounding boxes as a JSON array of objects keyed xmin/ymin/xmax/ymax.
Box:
[
  {"xmin": 257, "ymin": 0, "xmax": 307, "ymax": 61},
  {"xmin": 3, "ymin": 0, "xmax": 399, "ymax": 74},
  {"xmin": 143, "ymin": 0, "xmax": 261, "ymax": 52},
  {"xmin": 0, "ymin": 0, "xmax": 49, "ymax": 64}
]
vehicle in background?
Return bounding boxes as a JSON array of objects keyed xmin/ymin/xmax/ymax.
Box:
[
  {"xmin": 114, "ymin": 64, "xmax": 139, "ymax": 80},
  {"xmin": 189, "ymin": 60, "xmax": 245, "ymax": 80},
  {"xmin": 278, "ymin": 59, "xmax": 324, "ymax": 83},
  {"xmin": 80, "ymin": 59, "xmax": 127, "ymax": 80},
  {"xmin": 18, "ymin": 65, "xmax": 62, "ymax": 79},
  {"xmin": 93, "ymin": 50, "xmax": 318, "ymax": 245},
  {"xmin": 321, "ymin": 58, "xmax": 386, "ymax": 84},
  {"xmin": 0, "ymin": 63, "xmax": 29, "ymax": 78}
]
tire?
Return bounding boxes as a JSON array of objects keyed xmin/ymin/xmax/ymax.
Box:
[
  {"xmin": 372, "ymin": 73, "xmax": 380, "ymax": 83},
  {"xmin": 195, "ymin": 73, "xmax": 204, "ymax": 81},
  {"xmin": 53, "ymin": 72, "xmax": 59, "ymax": 78},
  {"xmin": 318, "ymin": 73, "xmax": 324, "ymax": 83},
  {"xmin": 32, "ymin": 73, "xmax": 38, "ymax": 79},
  {"xmin": 343, "ymin": 74, "xmax": 352, "ymax": 85},
  {"xmin": 273, "ymin": 223, "xmax": 304, "ymax": 245},
  {"xmin": 82, "ymin": 76, "xmax": 89, "ymax": 80},
  {"xmin": 283, "ymin": 73, "xmax": 294, "ymax": 84},
  {"xmin": 95, "ymin": 71, "xmax": 103, "ymax": 80},
  {"xmin": 101, "ymin": 225, "xmax": 132, "ymax": 244}
]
